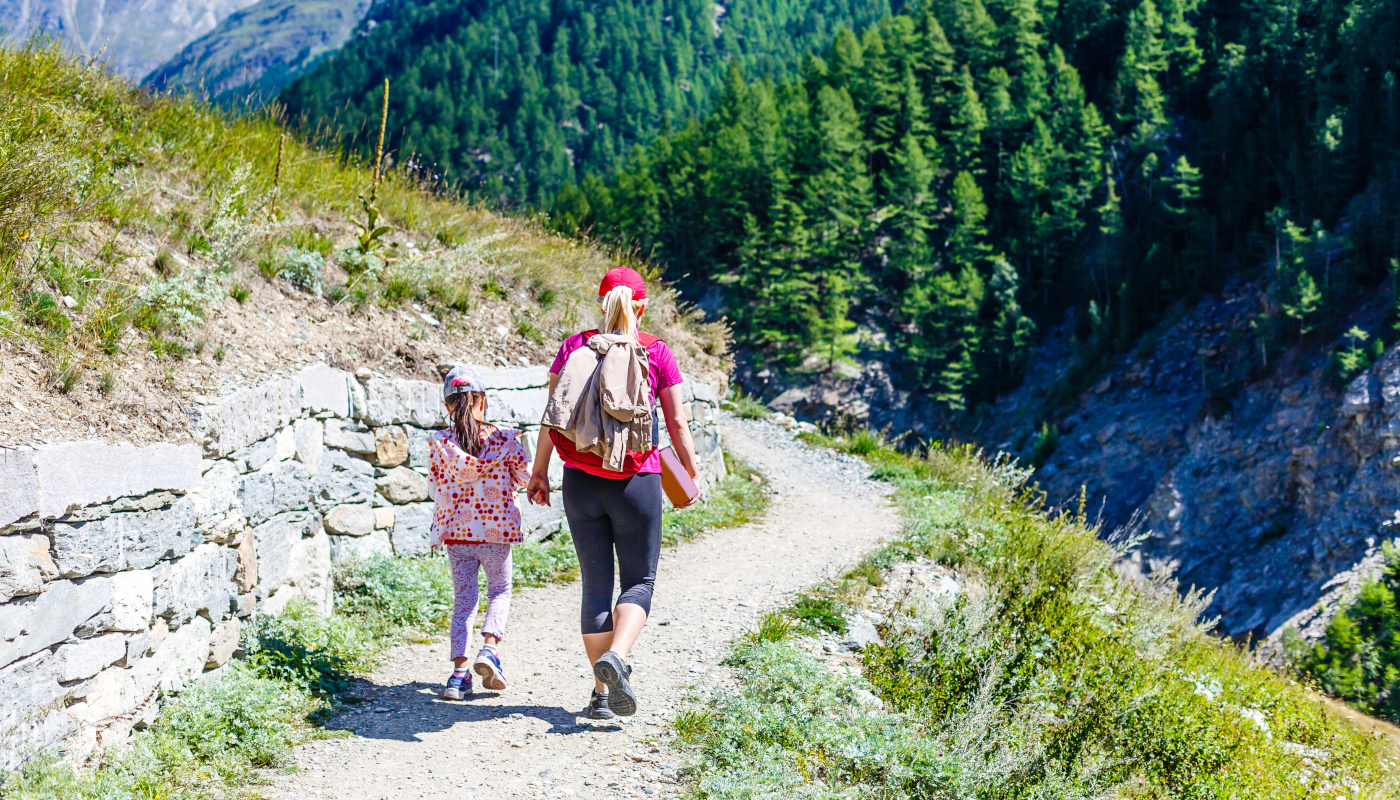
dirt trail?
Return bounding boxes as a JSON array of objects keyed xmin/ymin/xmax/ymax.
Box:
[{"xmin": 265, "ymin": 416, "xmax": 900, "ymax": 800}]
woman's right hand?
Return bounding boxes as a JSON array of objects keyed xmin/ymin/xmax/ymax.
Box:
[{"xmin": 527, "ymin": 471, "xmax": 551, "ymax": 506}]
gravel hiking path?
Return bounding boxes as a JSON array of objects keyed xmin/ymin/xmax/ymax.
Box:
[{"xmin": 265, "ymin": 415, "xmax": 900, "ymax": 800}]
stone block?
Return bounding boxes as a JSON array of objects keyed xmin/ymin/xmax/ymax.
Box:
[
  {"xmin": 283, "ymin": 529, "xmax": 333, "ymax": 617},
  {"xmin": 475, "ymin": 365, "xmax": 550, "ymax": 390},
  {"xmin": 31, "ymin": 441, "xmax": 202, "ymax": 520},
  {"xmin": 328, "ymin": 530, "xmax": 393, "ymax": 563},
  {"xmin": 324, "ymin": 418, "xmax": 376, "ymax": 454},
  {"xmin": 273, "ymin": 425, "xmax": 298, "ymax": 462},
  {"xmin": 65, "ymin": 665, "xmax": 136, "ymax": 756},
  {"xmin": 389, "ymin": 503, "xmax": 433, "ymax": 556},
  {"xmin": 0, "ymin": 576, "xmax": 112, "ymax": 669},
  {"xmin": 0, "ymin": 651, "xmax": 69, "ymax": 771},
  {"xmin": 374, "ymin": 507, "xmax": 395, "ymax": 529},
  {"xmin": 357, "ymin": 378, "xmax": 446, "ymax": 428},
  {"xmin": 153, "ymin": 543, "xmax": 237, "ymax": 628},
  {"xmin": 0, "ymin": 446, "xmax": 39, "ymax": 529},
  {"xmin": 311, "ymin": 449, "xmax": 375, "ymax": 511},
  {"xmin": 238, "ymin": 460, "xmax": 312, "ymax": 526},
  {"xmin": 206, "ymin": 619, "xmax": 240, "ymax": 668},
  {"xmin": 236, "ymin": 436, "xmax": 279, "ymax": 471},
  {"xmin": 193, "ymin": 459, "xmax": 241, "ymax": 531},
  {"xmin": 293, "ymin": 418, "xmax": 325, "ymax": 475},
  {"xmin": 372, "ymin": 426, "xmax": 409, "ymax": 467},
  {"xmin": 691, "ymin": 379, "xmax": 720, "ymax": 405},
  {"xmin": 486, "ymin": 388, "xmax": 548, "ymax": 426},
  {"xmin": 324, "ymin": 504, "xmax": 376, "ymax": 536},
  {"xmin": 125, "ymin": 631, "xmax": 150, "ymax": 663},
  {"xmin": 109, "ymin": 569, "xmax": 154, "ymax": 632},
  {"xmin": 56, "ymin": 633, "xmax": 126, "ymax": 682},
  {"xmin": 235, "ymin": 533, "xmax": 257, "ymax": 593},
  {"xmin": 298, "ymin": 363, "xmax": 351, "ymax": 418},
  {"xmin": 0, "ymin": 533, "xmax": 57, "ymax": 602},
  {"xmin": 522, "ymin": 502, "xmax": 566, "ymax": 543},
  {"xmin": 377, "ymin": 466, "xmax": 429, "ymax": 504},
  {"xmin": 253, "ymin": 512, "xmax": 316, "ymax": 597},
  {"xmin": 186, "ymin": 378, "xmax": 302, "ymax": 457},
  {"xmin": 129, "ymin": 616, "xmax": 211, "ymax": 698},
  {"xmin": 406, "ymin": 426, "xmax": 432, "ymax": 468},
  {"xmin": 51, "ymin": 495, "xmax": 199, "ymax": 578}
]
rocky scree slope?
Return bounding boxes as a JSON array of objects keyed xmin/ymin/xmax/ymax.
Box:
[{"xmin": 771, "ymin": 283, "xmax": 1400, "ymax": 645}]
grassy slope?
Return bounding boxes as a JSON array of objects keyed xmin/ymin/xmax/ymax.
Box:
[
  {"xmin": 673, "ymin": 432, "xmax": 1396, "ymax": 799},
  {"xmin": 0, "ymin": 42, "xmax": 728, "ymax": 419}
]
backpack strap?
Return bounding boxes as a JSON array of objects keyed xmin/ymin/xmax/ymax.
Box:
[{"xmin": 579, "ymin": 328, "xmax": 662, "ymax": 347}]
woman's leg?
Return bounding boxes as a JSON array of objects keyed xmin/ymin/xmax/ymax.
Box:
[
  {"xmin": 563, "ymin": 468, "xmax": 618, "ymax": 693},
  {"xmin": 607, "ymin": 472, "xmax": 663, "ymax": 659},
  {"xmin": 447, "ymin": 545, "xmax": 482, "ymax": 670},
  {"xmin": 478, "ymin": 543, "xmax": 513, "ymax": 642}
]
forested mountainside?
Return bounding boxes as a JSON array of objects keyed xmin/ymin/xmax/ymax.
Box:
[
  {"xmin": 565, "ymin": 0, "xmax": 1400, "ymax": 419},
  {"xmin": 146, "ymin": 0, "xmax": 372, "ymax": 103},
  {"xmin": 278, "ymin": 0, "xmax": 896, "ymax": 205},
  {"xmin": 0, "ymin": 0, "xmax": 259, "ymax": 80}
]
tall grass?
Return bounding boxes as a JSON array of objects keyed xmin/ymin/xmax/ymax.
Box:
[{"xmin": 676, "ymin": 431, "xmax": 1395, "ymax": 799}]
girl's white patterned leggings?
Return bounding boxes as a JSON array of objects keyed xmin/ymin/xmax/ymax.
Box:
[{"xmin": 447, "ymin": 542, "xmax": 513, "ymax": 658}]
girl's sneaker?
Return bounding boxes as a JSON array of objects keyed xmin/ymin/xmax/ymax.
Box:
[
  {"xmin": 442, "ymin": 671, "xmax": 473, "ymax": 700},
  {"xmin": 587, "ymin": 690, "xmax": 615, "ymax": 720},
  {"xmin": 473, "ymin": 648, "xmax": 507, "ymax": 691}
]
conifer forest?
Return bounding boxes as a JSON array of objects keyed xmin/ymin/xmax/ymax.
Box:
[{"xmin": 285, "ymin": 0, "xmax": 1400, "ymax": 412}]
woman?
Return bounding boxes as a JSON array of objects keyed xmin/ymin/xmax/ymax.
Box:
[{"xmin": 527, "ymin": 266, "xmax": 700, "ymax": 719}]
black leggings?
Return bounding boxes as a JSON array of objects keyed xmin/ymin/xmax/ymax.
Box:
[{"xmin": 562, "ymin": 468, "xmax": 663, "ymax": 635}]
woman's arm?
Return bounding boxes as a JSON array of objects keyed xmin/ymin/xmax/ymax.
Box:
[
  {"xmin": 658, "ymin": 383, "xmax": 699, "ymax": 479},
  {"xmin": 527, "ymin": 372, "xmax": 560, "ymax": 505}
]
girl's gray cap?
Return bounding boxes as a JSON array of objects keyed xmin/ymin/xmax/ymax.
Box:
[{"xmin": 443, "ymin": 365, "xmax": 486, "ymax": 399}]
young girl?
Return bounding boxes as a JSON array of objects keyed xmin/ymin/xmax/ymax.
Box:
[{"xmin": 428, "ymin": 366, "xmax": 531, "ymax": 700}]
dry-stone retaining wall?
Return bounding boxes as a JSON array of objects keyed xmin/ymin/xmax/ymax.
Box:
[{"xmin": 0, "ymin": 363, "xmax": 724, "ymax": 770}]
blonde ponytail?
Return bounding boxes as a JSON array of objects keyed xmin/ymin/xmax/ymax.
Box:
[{"xmin": 599, "ymin": 285, "xmax": 646, "ymax": 336}]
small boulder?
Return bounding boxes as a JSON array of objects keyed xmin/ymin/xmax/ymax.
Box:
[
  {"xmin": 376, "ymin": 467, "xmax": 429, "ymax": 505},
  {"xmin": 322, "ymin": 504, "xmax": 376, "ymax": 537},
  {"xmin": 842, "ymin": 620, "xmax": 882, "ymax": 651},
  {"xmin": 206, "ymin": 619, "xmax": 240, "ymax": 669},
  {"xmin": 373, "ymin": 507, "xmax": 395, "ymax": 529},
  {"xmin": 372, "ymin": 427, "xmax": 409, "ymax": 468}
]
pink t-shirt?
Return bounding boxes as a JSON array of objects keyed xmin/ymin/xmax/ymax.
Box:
[{"xmin": 548, "ymin": 331, "xmax": 683, "ymax": 477}]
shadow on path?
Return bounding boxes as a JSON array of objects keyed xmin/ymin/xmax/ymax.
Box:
[{"xmin": 326, "ymin": 678, "xmax": 622, "ymax": 742}]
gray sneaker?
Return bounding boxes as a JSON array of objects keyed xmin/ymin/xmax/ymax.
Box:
[
  {"xmin": 587, "ymin": 690, "xmax": 615, "ymax": 719},
  {"xmin": 592, "ymin": 651, "xmax": 636, "ymax": 716}
]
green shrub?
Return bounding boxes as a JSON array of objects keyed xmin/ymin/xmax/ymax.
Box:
[
  {"xmin": 720, "ymin": 388, "xmax": 770, "ymax": 419},
  {"xmin": 1290, "ymin": 539, "xmax": 1400, "ymax": 717},
  {"xmin": 786, "ymin": 593, "xmax": 848, "ymax": 635},
  {"xmin": 276, "ymin": 249, "xmax": 325, "ymax": 295},
  {"xmin": 1, "ymin": 664, "xmax": 316, "ymax": 799},
  {"xmin": 334, "ymin": 554, "xmax": 453, "ymax": 635},
  {"xmin": 513, "ymin": 530, "xmax": 581, "ymax": 586},
  {"xmin": 243, "ymin": 603, "xmax": 379, "ymax": 696}
]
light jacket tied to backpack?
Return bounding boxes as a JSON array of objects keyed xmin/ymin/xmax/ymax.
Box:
[{"xmin": 541, "ymin": 333, "xmax": 655, "ymax": 472}]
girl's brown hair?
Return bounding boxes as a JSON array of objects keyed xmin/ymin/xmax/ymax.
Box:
[{"xmin": 446, "ymin": 391, "xmax": 495, "ymax": 456}]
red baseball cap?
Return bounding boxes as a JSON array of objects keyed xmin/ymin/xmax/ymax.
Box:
[{"xmin": 598, "ymin": 266, "xmax": 647, "ymax": 300}]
